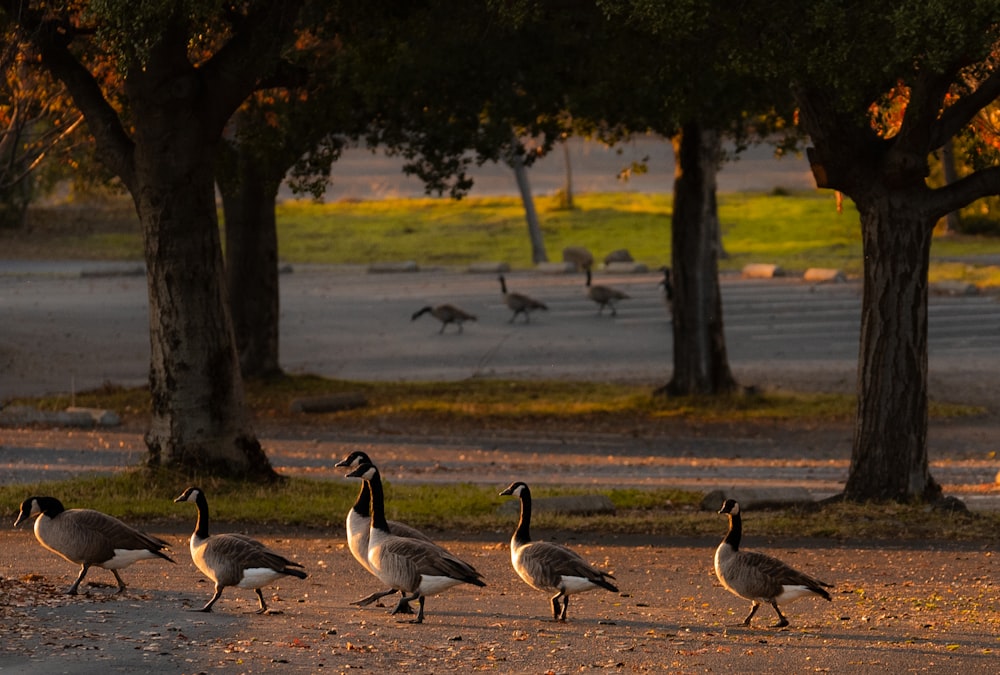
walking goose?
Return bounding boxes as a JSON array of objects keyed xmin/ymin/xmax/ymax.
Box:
[
  {"xmin": 585, "ymin": 268, "xmax": 630, "ymax": 316},
  {"xmin": 499, "ymin": 481, "xmax": 618, "ymax": 621},
  {"xmin": 715, "ymin": 499, "xmax": 833, "ymax": 627},
  {"xmin": 498, "ymin": 274, "xmax": 548, "ymax": 323},
  {"xmin": 345, "ymin": 462, "xmax": 486, "ymax": 623},
  {"xmin": 658, "ymin": 267, "xmax": 674, "ymax": 306},
  {"xmin": 14, "ymin": 496, "xmax": 174, "ymax": 595},
  {"xmin": 335, "ymin": 450, "xmax": 433, "ymax": 610},
  {"xmin": 411, "ymin": 304, "xmax": 477, "ymax": 333},
  {"xmin": 173, "ymin": 487, "xmax": 307, "ymax": 614}
]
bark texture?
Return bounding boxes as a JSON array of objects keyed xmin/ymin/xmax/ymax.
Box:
[{"xmin": 658, "ymin": 122, "xmax": 737, "ymax": 396}]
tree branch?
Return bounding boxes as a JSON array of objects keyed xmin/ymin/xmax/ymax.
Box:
[
  {"xmin": 198, "ymin": 1, "xmax": 307, "ymax": 136},
  {"xmin": 925, "ymin": 165, "xmax": 1000, "ymax": 220},
  {"xmin": 931, "ymin": 68, "xmax": 1000, "ymax": 150},
  {"xmin": 24, "ymin": 19, "xmax": 136, "ymax": 191}
]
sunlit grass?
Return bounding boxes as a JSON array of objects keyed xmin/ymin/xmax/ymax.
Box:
[
  {"xmin": 10, "ymin": 192, "xmax": 1000, "ymax": 287},
  {"xmin": 3, "ymin": 471, "xmax": 996, "ymax": 541},
  {"xmin": 8, "ymin": 376, "xmax": 982, "ymax": 432}
]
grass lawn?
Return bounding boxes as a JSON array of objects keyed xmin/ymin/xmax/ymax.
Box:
[{"xmin": 10, "ymin": 191, "xmax": 1000, "ymax": 285}]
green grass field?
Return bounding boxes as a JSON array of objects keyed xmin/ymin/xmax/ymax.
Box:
[{"xmin": 12, "ymin": 190, "xmax": 1000, "ymax": 285}]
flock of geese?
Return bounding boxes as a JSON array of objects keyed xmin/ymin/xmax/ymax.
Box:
[
  {"xmin": 411, "ymin": 269, "xmax": 673, "ymax": 333},
  {"xmin": 12, "ymin": 450, "xmax": 832, "ymax": 627}
]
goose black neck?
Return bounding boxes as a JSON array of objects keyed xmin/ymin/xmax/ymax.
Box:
[
  {"xmin": 513, "ymin": 488, "xmax": 532, "ymax": 545},
  {"xmin": 38, "ymin": 497, "xmax": 66, "ymax": 517},
  {"xmin": 724, "ymin": 511, "xmax": 741, "ymax": 551},
  {"xmin": 194, "ymin": 492, "xmax": 211, "ymax": 539},
  {"xmin": 366, "ymin": 471, "xmax": 391, "ymax": 533},
  {"xmin": 352, "ymin": 481, "xmax": 372, "ymax": 518}
]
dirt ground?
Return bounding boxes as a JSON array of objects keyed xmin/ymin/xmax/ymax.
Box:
[{"xmin": 2, "ymin": 519, "xmax": 998, "ymax": 673}]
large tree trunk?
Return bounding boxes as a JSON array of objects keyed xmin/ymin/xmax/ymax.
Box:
[
  {"xmin": 126, "ymin": 58, "xmax": 276, "ymax": 481},
  {"xmin": 218, "ymin": 146, "xmax": 284, "ymax": 380},
  {"xmin": 657, "ymin": 122, "xmax": 737, "ymax": 396},
  {"xmin": 844, "ymin": 187, "xmax": 941, "ymax": 502}
]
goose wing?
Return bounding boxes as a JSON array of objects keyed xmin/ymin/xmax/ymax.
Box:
[
  {"xmin": 737, "ymin": 551, "xmax": 831, "ymax": 598},
  {"xmin": 522, "ymin": 541, "xmax": 616, "ymax": 590},
  {"xmin": 67, "ymin": 509, "xmax": 172, "ymax": 558},
  {"xmin": 383, "ymin": 537, "xmax": 484, "ymax": 585},
  {"xmin": 205, "ymin": 533, "xmax": 303, "ymax": 574}
]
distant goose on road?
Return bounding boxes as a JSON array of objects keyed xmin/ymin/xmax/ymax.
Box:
[
  {"xmin": 585, "ymin": 269, "xmax": 629, "ymax": 316},
  {"xmin": 715, "ymin": 499, "xmax": 833, "ymax": 627},
  {"xmin": 411, "ymin": 304, "xmax": 477, "ymax": 333},
  {"xmin": 174, "ymin": 487, "xmax": 307, "ymax": 614},
  {"xmin": 498, "ymin": 275, "xmax": 548, "ymax": 323},
  {"xmin": 499, "ymin": 481, "xmax": 618, "ymax": 621},
  {"xmin": 14, "ymin": 496, "xmax": 174, "ymax": 595},
  {"xmin": 346, "ymin": 462, "xmax": 486, "ymax": 623},
  {"xmin": 335, "ymin": 450, "xmax": 433, "ymax": 611}
]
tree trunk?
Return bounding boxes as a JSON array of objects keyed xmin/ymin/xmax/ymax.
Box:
[
  {"xmin": 940, "ymin": 139, "xmax": 961, "ymax": 234},
  {"xmin": 129, "ymin": 78, "xmax": 276, "ymax": 480},
  {"xmin": 218, "ymin": 146, "xmax": 284, "ymax": 380},
  {"xmin": 657, "ymin": 122, "xmax": 737, "ymax": 396},
  {"xmin": 844, "ymin": 187, "xmax": 941, "ymax": 502},
  {"xmin": 510, "ymin": 136, "xmax": 548, "ymax": 264}
]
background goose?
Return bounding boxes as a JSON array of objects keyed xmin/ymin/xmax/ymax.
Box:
[
  {"xmin": 658, "ymin": 266, "xmax": 674, "ymax": 309},
  {"xmin": 174, "ymin": 487, "xmax": 307, "ymax": 614},
  {"xmin": 715, "ymin": 499, "xmax": 833, "ymax": 627},
  {"xmin": 585, "ymin": 268, "xmax": 629, "ymax": 316},
  {"xmin": 499, "ymin": 481, "xmax": 618, "ymax": 621},
  {"xmin": 335, "ymin": 450, "xmax": 433, "ymax": 611},
  {"xmin": 498, "ymin": 274, "xmax": 548, "ymax": 323},
  {"xmin": 411, "ymin": 304, "xmax": 477, "ymax": 333},
  {"xmin": 13, "ymin": 496, "xmax": 174, "ymax": 595},
  {"xmin": 346, "ymin": 462, "xmax": 485, "ymax": 623}
]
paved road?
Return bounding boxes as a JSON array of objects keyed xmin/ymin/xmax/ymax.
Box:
[{"xmin": 2, "ymin": 263, "xmax": 999, "ymax": 402}]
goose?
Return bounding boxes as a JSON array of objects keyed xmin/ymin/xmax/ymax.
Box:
[
  {"xmin": 585, "ymin": 268, "xmax": 630, "ymax": 316},
  {"xmin": 13, "ymin": 496, "xmax": 174, "ymax": 595},
  {"xmin": 499, "ymin": 481, "xmax": 618, "ymax": 621},
  {"xmin": 714, "ymin": 499, "xmax": 833, "ymax": 627},
  {"xmin": 173, "ymin": 487, "xmax": 307, "ymax": 614},
  {"xmin": 334, "ymin": 450, "xmax": 433, "ymax": 611},
  {"xmin": 411, "ymin": 304, "xmax": 477, "ymax": 334},
  {"xmin": 345, "ymin": 462, "xmax": 486, "ymax": 623},
  {"xmin": 498, "ymin": 274, "xmax": 548, "ymax": 323},
  {"xmin": 658, "ymin": 267, "xmax": 674, "ymax": 305}
]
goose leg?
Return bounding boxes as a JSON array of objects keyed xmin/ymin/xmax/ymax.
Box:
[
  {"xmin": 196, "ymin": 585, "xmax": 224, "ymax": 612},
  {"xmin": 741, "ymin": 601, "xmax": 761, "ymax": 626},
  {"xmin": 392, "ymin": 592, "xmax": 421, "ymax": 618},
  {"xmin": 111, "ymin": 569, "xmax": 128, "ymax": 593},
  {"xmin": 769, "ymin": 601, "xmax": 789, "ymax": 628},
  {"xmin": 558, "ymin": 594, "xmax": 570, "ymax": 622},
  {"xmin": 351, "ymin": 587, "xmax": 400, "ymax": 607},
  {"xmin": 439, "ymin": 322, "xmax": 446, "ymax": 334},
  {"xmin": 254, "ymin": 588, "xmax": 269, "ymax": 614},
  {"xmin": 549, "ymin": 593, "xmax": 561, "ymax": 620},
  {"xmin": 67, "ymin": 564, "xmax": 91, "ymax": 595},
  {"xmin": 411, "ymin": 594, "xmax": 426, "ymax": 624},
  {"xmin": 610, "ymin": 303, "xmax": 617, "ymax": 317}
]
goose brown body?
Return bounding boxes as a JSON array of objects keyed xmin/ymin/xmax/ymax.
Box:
[
  {"xmin": 346, "ymin": 463, "xmax": 485, "ymax": 623},
  {"xmin": 335, "ymin": 450, "xmax": 433, "ymax": 610},
  {"xmin": 14, "ymin": 496, "xmax": 174, "ymax": 595},
  {"xmin": 411, "ymin": 304, "xmax": 477, "ymax": 333},
  {"xmin": 714, "ymin": 499, "xmax": 832, "ymax": 627},
  {"xmin": 498, "ymin": 275, "xmax": 548, "ymax": 323},
  {"xmin": 174, "ymin": 487, "xmax": 307, "ymax": 614},
  {"xmin": 499, "ymin": 481, "xmax": 618, "ymax": 621},
  {"xmin": 585, "ymin": 269, "xmax": 629, "ymax": 316}
]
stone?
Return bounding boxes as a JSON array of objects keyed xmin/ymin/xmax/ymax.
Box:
[
  {"xmin": 742, "ymin": 263, "xmax": 785, "ymax": 278},
  {"xmin": 562, "ymin": 246, "xmax": 594, "ymax": 271},
  {"xmin": 603, "ymin": 249, "xmax": 634, "ymax": 265},
  {"xmin": 701, "ymin": 487, "xmax": 816, "ymax": 511},
  {"xmin": 497, "ymin": 494, "xmax": 615, "ymax": 517}
]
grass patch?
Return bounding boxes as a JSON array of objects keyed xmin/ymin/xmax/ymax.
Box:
[
  {"xmin": 3, "ymin": 472, "xmax": 997, "ymax": 542},
  {"xmin": 9, "ymin": 192, "xmax": 1000, "ymax": 287},
  {"xmin": 7, "ymin": 376, "xmax": 982, "ymax": 434}
]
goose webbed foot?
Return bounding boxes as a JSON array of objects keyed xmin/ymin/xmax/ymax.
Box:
[
  {"xmin": 112, "ymin": 570, "xmax": 127, "ymax": 594},
  {"xmin": 390, "ymin": 593, "xmax": 417, "ymax": 616}
]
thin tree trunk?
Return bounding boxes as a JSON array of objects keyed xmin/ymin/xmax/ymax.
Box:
[
  {"xmin": 561, "ymin": 138, "xmax": 574, "ymax": 209},
  {"xmin": 657, "ymin": 122, "xmax": 737, "ymax": 396},
  {"xmin": 510, "ymin": 135, "xmax": 548, "ymax": 263},
  {"xmin": 940, "ymin": 139, "xmax": 961, "ymax": 234},
  {"xmin": 844, "ymin": 188, "xmax": 940, "ymax": 501},
  {"xmin": 219, "ymin": 147, "xmax": 283, "ymax": 380}
]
